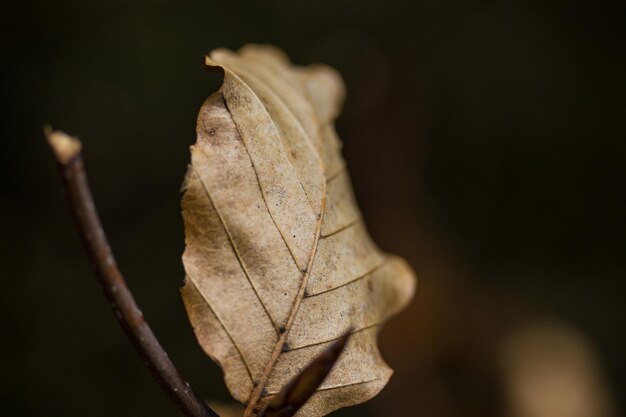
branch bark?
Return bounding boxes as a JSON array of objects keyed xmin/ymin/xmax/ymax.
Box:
[{"xmin": 46, "ymin": 128, "xmax": 219, "ymax": 417}]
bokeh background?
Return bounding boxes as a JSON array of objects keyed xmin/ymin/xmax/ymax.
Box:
[{"xmin": 2, "ymin": 1, "xmax": 624, "ymax": 416}]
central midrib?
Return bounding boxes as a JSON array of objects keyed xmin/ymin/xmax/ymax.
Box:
[
  {"xmin": 221, "ymin": 59, "xmax": 329, "ymax": 416},
  {"xmin": 242, "ymin": 191, "xmax": 326, "ymax": 417}
]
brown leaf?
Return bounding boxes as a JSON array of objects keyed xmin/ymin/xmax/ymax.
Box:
[{"xmin": 180, "ymin": 44, "xmax": 416, "ymax": 417}]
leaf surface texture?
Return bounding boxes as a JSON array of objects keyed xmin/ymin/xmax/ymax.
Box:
[{"xmin": 181, "ymin": 45, "xmax": 416, "ymax": 417}]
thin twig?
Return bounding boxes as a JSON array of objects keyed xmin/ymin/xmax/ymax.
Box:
[{"xmin": 46, "ymin": 128, "xmax": 219, "ymax": 417}]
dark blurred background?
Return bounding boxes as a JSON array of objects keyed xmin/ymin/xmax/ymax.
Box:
[{"xmin": 2, "ymin": 1, "xmax": 625, "ymax": 416}]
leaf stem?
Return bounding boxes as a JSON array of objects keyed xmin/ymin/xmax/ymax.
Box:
[{"xmin": 46, "ymin": 128, "xmax": 219, "ymax": 417}]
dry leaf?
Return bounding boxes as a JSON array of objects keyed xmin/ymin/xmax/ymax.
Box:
[{"xmin": 181, "ymin": 44, "xmax": 416, "ymax": 417}]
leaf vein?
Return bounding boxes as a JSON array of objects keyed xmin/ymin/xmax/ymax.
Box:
[
  {"xmin": 305, "ymin": 258, "xmax": 387, "ymax": 298},
  {"xmin": 194, "ymin": 167, "xmax": 280, "ymax": 334},
  {"xmin": 287, "ymin": 322, "xmax": 380, "ymax": 352},
  {"xmin": 186, "ymin": 275, "xmax": 255, "ymax": 383},
  {"xmin": 242, "ymin": 180, "xmax": 326, "ymax": 416},
  {"xmin": 223, "ymin": 66, "xmax": 321, "ymax": 214},
  {"xmin": 221, "ymin": 91, "xmax": 301, "ymax": 271},
  {"xmin": 326, "ymin": 165, "xmax": 346, "ymax": 183},
  {"xmin": 320, "ymin": 216, "xmax": 360, "ymax": 239},
  {"xmin": 263, "ymin": 376, "xmax": 383, "ymax": 397}
]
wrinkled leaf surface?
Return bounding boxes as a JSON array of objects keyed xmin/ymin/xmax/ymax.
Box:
[{"xmin": 181, "ymin": 45, "xmax": 416, "ymax": 417}]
